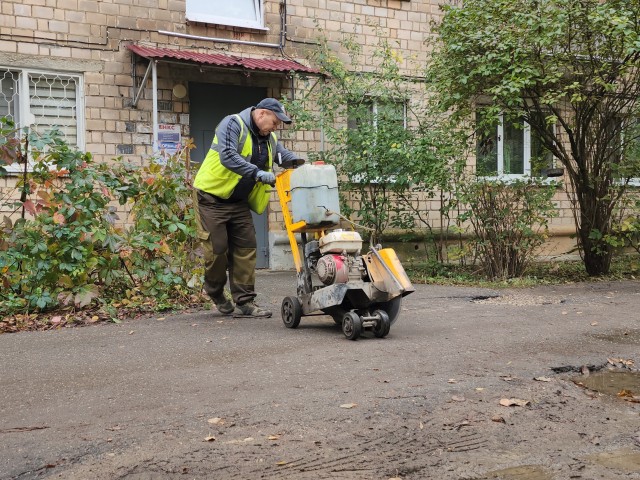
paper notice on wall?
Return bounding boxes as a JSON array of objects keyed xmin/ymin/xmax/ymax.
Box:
[{"xmin": 157, "ymin": 124, "xmax": 182, "ymax": 159}]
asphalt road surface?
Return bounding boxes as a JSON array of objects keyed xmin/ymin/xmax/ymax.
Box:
[{"xmin": 1, "ymin": 271, "xmax": 639, "ymax": 479}]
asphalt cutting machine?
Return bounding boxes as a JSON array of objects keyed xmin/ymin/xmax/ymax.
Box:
[{"xmin": 275, "ymin": 161, "xmax": 414, "ymax": 340}]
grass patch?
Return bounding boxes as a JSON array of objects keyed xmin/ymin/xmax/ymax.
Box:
[{"xmin": 405, "ymin": 255, "xmax": 640, "ymax": 288}]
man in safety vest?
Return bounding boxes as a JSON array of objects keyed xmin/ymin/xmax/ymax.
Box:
[{"xmin": 193, "ymin": 98, "xmax": 301, "ymax": 317}]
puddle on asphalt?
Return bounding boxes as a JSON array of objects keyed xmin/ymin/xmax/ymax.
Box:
[
  {"xmin": 481, "ymin": 465, "xmax": 552, "ymax": 480},
  {"xmin": 573, "ymin": 370, "xmax": 640, "ymax": 397},
  {"xmin": 591, "ymin": 328, "xmax": 640, "ymax": 345},
  {"xmin": 585, "ymin": 449, "xmax": 640, "ymax": 473}
]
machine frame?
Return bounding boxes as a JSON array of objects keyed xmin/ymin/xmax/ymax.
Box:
[{"xmin": 275, "ymin": 164, "xmax": 414, "ymax": 340}]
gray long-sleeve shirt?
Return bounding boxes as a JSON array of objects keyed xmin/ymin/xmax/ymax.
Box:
[{"xmin": 214, "ymin": 106, "xmax": 299, "ymax": 201}]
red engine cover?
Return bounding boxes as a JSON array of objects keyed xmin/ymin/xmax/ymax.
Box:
[{"xmin": 316, "ymin": 254, "xmax": 349, "ymax": 285}]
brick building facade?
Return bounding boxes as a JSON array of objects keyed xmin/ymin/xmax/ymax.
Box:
[{"xmin": 0, "ymin": 0, "xmax": 577, "ymax": 269}]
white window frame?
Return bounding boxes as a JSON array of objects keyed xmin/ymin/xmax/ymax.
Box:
[
  {"xmin": 477, "ymin": 114, "xmax": 555, "ymax": 180},
  {"xmin": 0, "ymin": 67, "xmax": 84, "ymax": 174},
  {"xmin": 370, "ymin": 100, "xmax": 407, "ymax": 130},
  {"xmin": 185, "ymin": 0, "xmax": 266, "ymax": 30},
  {"xmin": 621, "ymin": 117, "xmax": 640, "ymax": 187},
  {"xmin": 348, "ymin": 98, "xmax": 407, "ymax": 184}
]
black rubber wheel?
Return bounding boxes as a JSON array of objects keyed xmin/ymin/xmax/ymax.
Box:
[
  {"xmin": 373, "ymin": 310, "xmax": 391, "ymax": 338},
  {"xmin": 342, "ymin": 311, "xmax": 362, "ymax": 340},
  {"xmin": 281, "ymin": 296, "xmax": 302, "ymax": 329},
  {"xmin": 325, "ymin": 307, "xmax": 346, "ymax": 325}
]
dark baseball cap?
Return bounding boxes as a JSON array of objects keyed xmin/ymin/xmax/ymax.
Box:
[{"xmin": 256, "ymin": 98, "xmax": 292, "ymax": 124}]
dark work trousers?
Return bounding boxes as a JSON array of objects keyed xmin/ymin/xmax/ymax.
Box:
[{"xmin": 195, "ymin": 190, "xmax": 257, "ymax": 306}]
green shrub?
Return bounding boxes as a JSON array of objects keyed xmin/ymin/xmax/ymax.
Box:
[
  {"xmin": 457, "ymin": 178, "xmax": 558, "ymax": 280},
  {"xmin": 0, "ymin": 122, "xmax": 202, "ymax": 316}
]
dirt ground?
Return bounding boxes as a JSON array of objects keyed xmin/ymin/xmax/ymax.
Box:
[{"xmin": 1, "ymin": 272, "xmax": 639, "ymax": 480}]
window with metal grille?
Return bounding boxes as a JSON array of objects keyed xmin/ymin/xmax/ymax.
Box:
[{"xmin": 0, "ymin": 67, "xmax": 84, "ymax": 172}]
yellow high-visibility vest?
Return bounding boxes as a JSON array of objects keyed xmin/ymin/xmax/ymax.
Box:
[{"xmin": 194, "ymin": 114, "xmax": 275, "ymax": 213}]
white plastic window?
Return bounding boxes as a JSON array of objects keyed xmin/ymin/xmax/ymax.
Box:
[
  {"xmin": 347, "ymin": 99, "xmax": 406, "ymax": 184},
  {"xmin": 619, "ymin": 118, "xmax": 640, "ymax": 186},
  {"xmin": 186, "ymin": 0, "xmax": 265, "ymax": 30},
  {"xmin": 476, "ymin": 113, "xmax": 554, "ymax": 179}
]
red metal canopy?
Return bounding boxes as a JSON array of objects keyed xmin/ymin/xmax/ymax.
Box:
[{"xmin": 127, "ymin": 44, "xmax": 319, "ymax": 74}]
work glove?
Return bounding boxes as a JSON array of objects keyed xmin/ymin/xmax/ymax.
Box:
[{"xmin": 256, "ymin": 170, "xmax": 276, "ymax": 186}]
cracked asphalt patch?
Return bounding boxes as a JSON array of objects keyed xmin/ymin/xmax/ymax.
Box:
[{"xmin": 0, "ymin": 274, "xmax": 638, "ymax": 479}]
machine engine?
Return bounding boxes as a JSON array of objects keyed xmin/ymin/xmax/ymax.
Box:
[
  {"xmin": 310, "ymin": 230, "xmax": 365, "ymax": 286},
  {"xmin": 316, "ymin": 254, "xmax": 349, "ymax": 285}
]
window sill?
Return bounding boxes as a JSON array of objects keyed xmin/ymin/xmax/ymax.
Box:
[
  {"xmin": 477, "ymin": 174, "xmax": 561, "ymax": 185},
  {"xmin": 349, "ymin": 173, "xmax": 398, "ymax": 184},
  {"xmin": 2, "ymin": 163, "xmax": 34, "ymax": 175}
]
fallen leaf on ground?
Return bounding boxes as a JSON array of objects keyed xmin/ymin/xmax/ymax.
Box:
[
  {"xmin": 276, "ymin": 461, "xmax": 289, "ymax": 466},
  {"xmin": 340, "ymin": 403, "xmax": 357, "ymax": 409},
  {"xmin": 608, "ymin": 358, "xmax": 635, "ymax": 367},
  {"xmin": 451, "ymin": 395, "xmax": 466, "ymax": 402},
  {"xmin": 491, "ymin": 415, "xmax": 506, "ymax": 423},
  {"xmin": 208, "ymin": 417, "xmax": 224, "ymax": 425},
  {"xmin": 618, "ymin": 389, "xmax": 635, "ymax": 398},
  {"xmin": 268, "ymin": 434, "xmax": 280, "ymax": 440},
  {"xmin": 499, "ymin": 398, "xmax": 530, "ymax": 407},
  {"xmin": 204, "ymin": 435, "xmax": 215, "ymax": 442},
  {"xmin": 534, "ymin": 376, "xmax": 552, "ymax": 382},
  {"xmin": 618, "ymin": 390, "xmax": 640, "ymax": 403}
]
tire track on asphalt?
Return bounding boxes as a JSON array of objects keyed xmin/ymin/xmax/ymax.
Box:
[{"xmin": 214, "ymin": 421, "xmax": 489, "ymax": 479}]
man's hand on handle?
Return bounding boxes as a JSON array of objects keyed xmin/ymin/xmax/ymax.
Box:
[{"xmin": 256, "ymin": 170, "xmax": 276, "ymax": 186}]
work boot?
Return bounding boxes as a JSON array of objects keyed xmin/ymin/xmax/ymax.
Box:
[
  {"xmin": 212, "ymin": 296, "xmax": 234, "ymax": 315},
  {"xmin": 233, "ymin": 301, "xmax": 272, "ymax": 318}
]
